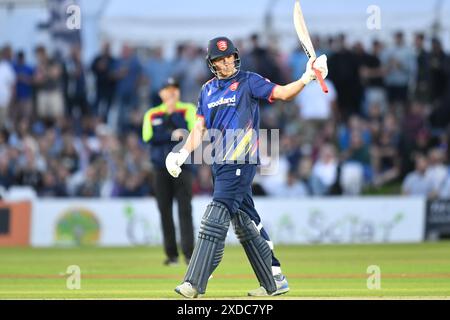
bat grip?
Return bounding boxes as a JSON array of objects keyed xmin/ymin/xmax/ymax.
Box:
[{"xmin": 313, "ymin": 67, "xmax": 329, "ymax": 94}]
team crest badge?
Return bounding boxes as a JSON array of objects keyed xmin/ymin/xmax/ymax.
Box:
[
  {"xmin": 230, "ymin": 82, "xmax": 239, "ymax": 91},
  {"xmin": 217, "ymin": 40, "xmax": 228, "ymax": 51}
]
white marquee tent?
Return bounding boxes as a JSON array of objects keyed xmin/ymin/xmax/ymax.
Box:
[{"xmin": 1, "ymin": 0, "xmax": 449, "ymax": 62}]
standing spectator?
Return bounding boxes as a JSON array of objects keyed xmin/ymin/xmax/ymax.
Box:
[
  {"xmin": 328, "ymin": 34, "xmax": 363, "ymax": 120},
  {"xmin": 242, "ymin": 34, "xmax": 283, "ymax": 84},
  {"xmin": 12, "ymin": 51, "xmax": 34, "ymax": 125},
  {"xmin": 145, "ymin": 46, "xmax": 172, "ymax": 106},
  {"xmin": 142, "ymin": 77, "xmax": 196, "ymax": 266},
  {"xmin": 91, "ymin": 42, "xmax": 116, "ymax": 123},
  {"xmin": 360, "ymin": 40, "xmax": 387, "ymax": 115},
  {"xmin": 0, "ymin": 45, "xmax": 16, "ymax": 129},
  {"xmin": 114, "ymin": 45, "xmax": 143, "ymax": 133},
  {"xmin": 402, "ymin": 154, "xmax": 433, "ymax": 196},
  {"xmin": 295, "ymin": 78, "xmax": 337, "ymax": 144},
  {"xmin": 413, "ymin": 33, "xmax": 430, "ymax": 102},
  {"xmin": 429, "ymin": 38, "xmax": 448, "ymax": 105},
  {"xmin": 172, "ymin": 44, "xmax": 208, "ymax": 104},
  {"xmin": 33, "ymin": 46, "xmax": 65, "ymax": 123},
  {"xmin": 65, "ymin": 45, "xmax": 89, "ymax": 120},
  {"xmin": 382, "ymin": 31, "xmax": 416, "ymax": 110}
]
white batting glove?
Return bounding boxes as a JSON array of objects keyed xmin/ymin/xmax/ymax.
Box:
[
  {"xmin": 165, "ymin": 148, "xmax": 190, "ymax": 178},
  {"xmin": 300, "ymin": 54, "xmax": 328, "ymax": 85}
]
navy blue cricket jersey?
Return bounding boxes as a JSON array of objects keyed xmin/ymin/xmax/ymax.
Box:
[{"xmin": 197, "ymin": 71, "xmax": 277, "ymax": 164}]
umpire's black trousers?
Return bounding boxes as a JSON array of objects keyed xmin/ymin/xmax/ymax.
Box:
[{"xmin": 154, "ymin": 168, "xmax": 194, "ymax": 261}]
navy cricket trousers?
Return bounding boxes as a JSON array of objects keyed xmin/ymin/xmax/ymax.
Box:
[{"xmin": 211, "ymin": 163, "xmax": 281, "ymax": 267}]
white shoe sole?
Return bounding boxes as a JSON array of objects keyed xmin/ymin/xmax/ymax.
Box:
[
  {"xmin": 270, "ymin": 287, "xmax": 289, "ymax": 296},
  {"xmin": 175, "ymin": 286, "xmax": 199, "ymax": 298},
  {"xmin": 248, "ymin": 286, "xmax": 290, "ymax": 297}
]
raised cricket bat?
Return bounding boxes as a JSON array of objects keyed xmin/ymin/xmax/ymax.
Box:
[{"xmin": 293, "ymin": 0, "xmax": 328, "ymax": 93}]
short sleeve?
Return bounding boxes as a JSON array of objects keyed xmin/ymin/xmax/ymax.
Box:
[
  {"xmin": 196, "ymin": 91, "xmax": 204, "ymax": 119},
  {"xmin": 248, "ymin": 72, "xmax": 277, "ymax": 103},
  {"xmin": 184, "ymin": 103, "xmax": 197, "ymax": 131}
]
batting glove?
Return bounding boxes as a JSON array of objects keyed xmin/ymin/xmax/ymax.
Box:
[
  {"xmin": 300, "ymin": 54, "xmax": 328, "ymax": 85},
  {"xmin": 165, "ymin": 148, "xmax": 190, "ymax": 178}
]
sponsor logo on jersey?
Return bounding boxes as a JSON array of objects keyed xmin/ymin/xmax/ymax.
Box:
[
  {"xmin": 207, "ymin": 95, "xmax": 236, "ymax": 109},
  {"xmin": 217, "ymin": 40, "xmax": 228, "ymax": 51},
  {"xmin": 151, "ymin": 118, "xmax": 163, "ymax": 126},
  {"xmin": 229, "ymin": 82, "xmax": 239, "ymax": 91}
]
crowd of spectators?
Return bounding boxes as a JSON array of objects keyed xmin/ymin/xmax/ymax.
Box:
[{"xmin": 1, "ymin": 31, "xmax": 450, "ymax": 198}]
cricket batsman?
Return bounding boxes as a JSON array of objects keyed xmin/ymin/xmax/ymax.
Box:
[{"xmin": 166, "ymin": 36, "xmax": 328, "ymax": 298}]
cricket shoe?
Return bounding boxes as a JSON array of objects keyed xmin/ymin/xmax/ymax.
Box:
[
  {"xmin": 163, "ymin": 258, "xmax": 179, "ymax": 266},
  {"xmin": 247, "ymin": 274, "xmax": 289, "ymax": 297},
  {"xmin": 174, "ymin": 282, "xmax": 201, "ymax": 298}
]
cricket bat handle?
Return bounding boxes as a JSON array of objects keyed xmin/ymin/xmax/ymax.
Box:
[{"xmin": 313, "ymin": 67, "xmax": 328, "ymax": 93}]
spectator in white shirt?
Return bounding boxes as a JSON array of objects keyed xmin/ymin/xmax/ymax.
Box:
[
  {"xmin": 402, "ymin": 154, "xmax": 433, "ymax": 196},
  {"xmin": 438, "ymin": 174, "xmax": 450, "ymax": 199},
  {"xmin": 295, "ymin": 78, "xmax": 337, "ymax": 144},
  {"xmin": 311, "ymin": 144, "xmax": 338, "ymax": 195},
  {"xmin": 0, "ymin": 45, "xmax": 16, "ymax": 129}
]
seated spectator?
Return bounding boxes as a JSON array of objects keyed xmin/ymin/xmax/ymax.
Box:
[
  {"xmin": 402, "ymin": 154, "xmax": 433, "ymax": 196},
  {"xmin": 60, "ymin": 135, "xmax": 81, "ymax": 174},
  {"xmin": 297, "ymin": 156, "xmax": 313, "ymax": 195},
  {"xmin": 341, "ymin": 131, "xmax": 372, "ymax": 182},
  {"xmin": 366, "ymin": 102, "xmax": 383, "ymax": 140},
  {"xmin": 269, "ymin": 171, "xmax": 309, "ymax": 198},
  {"xmin": 340, "ymin": 162, "xmax": 364, "ymax": 195},
  {"xmin": 0, "ymin": 153, "xmax": 14, "ymax": 190},
  {"xmin": 337, "ymin": 115, "xmax": 371, "ymax": 152},
  {"xmin": 120, "ymin": 173, "xmax": 145, "ymax": 197},
  {"xmin": 371, "ymin": 130, "xmax": 400, "ymax": 187},
  {"xmin": 310, "ymin": 144, "xmax": 338, "ymax": 195},
  {"xmin": 38, "ymin": 171, "xmax": 67, "ymax": 197},
  {"xmin": 438, "ymin": 173, "xmax": 450, "ymax": 199},
  {"xmin": 425, "ymin": 148, "xmax": 448, "ymax": 198},
  {"xmin": 76, "ymin": 165, "xmax": 100, "ymax": 197}
]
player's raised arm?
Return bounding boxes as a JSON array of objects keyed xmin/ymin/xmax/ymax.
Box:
[{"xmin": 272, "ymin": 55, "xmax": 328, "ymax": 101}]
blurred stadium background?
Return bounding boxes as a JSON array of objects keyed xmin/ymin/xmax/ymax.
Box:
[{"xmin": 1, "ymin": 0, "xmax": 450, "ymax": 299}]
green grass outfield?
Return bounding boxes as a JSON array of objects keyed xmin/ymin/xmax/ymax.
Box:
[{"xmin": 0, "ymin": 242, "xmax": 450, "ymax": 299}]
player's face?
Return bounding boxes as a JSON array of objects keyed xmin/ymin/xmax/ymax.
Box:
[
  {"xmin": 159, "ymin": 86, "xmax": 180, "ymax": 104},
  {"xmin": 212, "ymin": 54, "xmax": 236, "ymax": 78}
]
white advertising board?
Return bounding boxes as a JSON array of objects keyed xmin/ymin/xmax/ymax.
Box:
[{"xmin": 30, "ymin": 197, "xmax": 425, "ymax": 247}]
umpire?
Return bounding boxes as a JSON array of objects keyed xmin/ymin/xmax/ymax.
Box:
[{"xmin": 142, "ymin": 77, "xmax": 196, "ymax": 266}]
